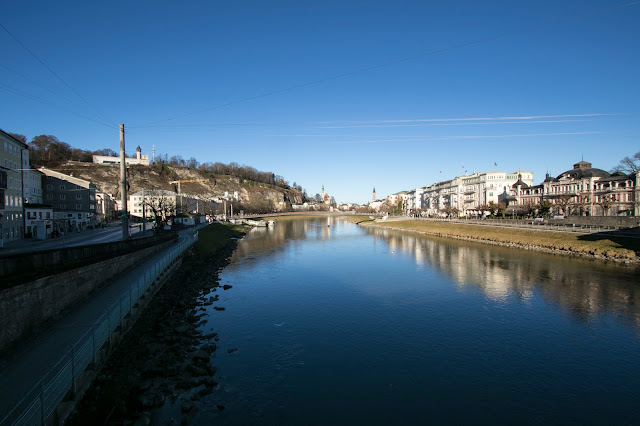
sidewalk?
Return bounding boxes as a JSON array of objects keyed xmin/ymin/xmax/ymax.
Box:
[
  {"xmin": 0, "ymin": 223, "xmax": 149, "ymax": 256},
  {"xmin": 0, "ymin": 224, "xmax": 206, "ymax": 423}
]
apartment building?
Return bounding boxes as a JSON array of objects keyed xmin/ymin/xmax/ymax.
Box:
[
  {"xmin": 40, "ymin": 167, "xmax": 97, "ymax": 232},
  {"xmin": 0, "ymin": 129, "xmax": 27, "ymax": 244}
]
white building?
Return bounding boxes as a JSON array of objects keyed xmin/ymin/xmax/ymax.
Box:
[
  {"xmin": 515, "ymin": 160, "xmax": 639, "ymax": 216},
  {"xmin": 93, "ymin": 146, "xmax": 150, "ymax": 166},
  {"xmin": 24, "ymin": 205, "xmax": 53, "ymax": 240},
  {"xmin": 129, "ymin": 190, "xmax": 177, "ymax": 220},
  {"xmin": 1, "ymin": 129, "xmax": 27, "ymax": 244},
  {"xmin": 24, "ymin": 169, "xmax": 44, "ymax": 204},
  {"xmin": 405, "ymin": 169, "xmax": 533, "ymax": 217},
  {"xmin": 95, "ymin": 192, "xmax": 116, "ymax": 222}
]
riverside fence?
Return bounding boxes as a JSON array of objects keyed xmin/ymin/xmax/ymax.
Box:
[{"xmin": 0, "ymin": 231, "xmax": 198, "ymax": 426}]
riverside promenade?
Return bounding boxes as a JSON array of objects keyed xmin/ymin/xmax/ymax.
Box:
[{"xmin": 0, "ymin": 224, "xmax": 206, "ymax": 425}]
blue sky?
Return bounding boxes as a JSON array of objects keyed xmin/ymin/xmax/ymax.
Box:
[{"xmin": 1, "ymin": 1, "xmax": 638, "ymax": 204}]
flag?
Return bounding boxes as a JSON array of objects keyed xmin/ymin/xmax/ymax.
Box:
[{"xmin": 494, "ymin": 162, "xmax": 497, "ymax": 166}]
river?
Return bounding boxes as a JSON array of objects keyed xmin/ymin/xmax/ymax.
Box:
[{"xmin": 188, "ymin": 217, "xmax": 640, "ymax": 424}]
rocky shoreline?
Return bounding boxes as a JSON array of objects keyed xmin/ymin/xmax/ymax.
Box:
[
  {"xmin": 361, "ymin": 221, "xmax": 640, "ymax": 264},
  {"xmin": 68, "ymin": 236, "xmax": 241, "ymax": 425}
]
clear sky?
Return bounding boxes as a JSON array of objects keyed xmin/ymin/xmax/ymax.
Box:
[{"xmin": 1, "ymin": 1, "xmax": 638, "ymax": 204}]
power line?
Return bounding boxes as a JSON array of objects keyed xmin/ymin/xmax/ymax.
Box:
[
  {"xmin": 0, "ymin": 62, "xmax": 87, "ymax": 109},
  {"xmin": 0, "ymin": 82, "xmax": 116, "ymax": 129},
  {"xmin": 134, "ymin": 0, "xmax": 640, "ymax": 128},
  {"xmin": 0, "ymin": 21, "xmax": 118, "ymax": 129}
]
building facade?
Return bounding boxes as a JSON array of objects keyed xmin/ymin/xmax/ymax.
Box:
[
  {"xmin": 24, "ymin": 169, "xmax": 44, "ymax": 204},
  {"xmin": 405, "ymin": 169, "xmax": 533, "ymax": 217},
  {"xmin": 24, "ymin": 205, "xmax": 54, "ymax": 239},
  {"xmin": 93, "ymin": 146, "xmax": 150, "ymax": 166},
  {"xmin": 514, "ymin": 160, "xmax": 638, "ymax": 216},
  {"xmin": 95, "ymin": 192, "xmax": 117, "ymax": 222},
  {"xmin": 0, "ymin": 129, "xmax": 27, "ymax": 244},
  {"xmin": 40, "ymin": 167, "xmax": 97, "ymax": 231}
]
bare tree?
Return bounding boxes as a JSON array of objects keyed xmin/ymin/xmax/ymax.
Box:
[
  {"xmin": 611, "ymin": 151, "xmax": 640, "ymax": 174},
  {"xmin": 145, "ymin": 190, "xmax": 177, "ymax": 227},
  {"xmin": 552, "ymin": 194, "xmax": 573, "ymax": 216},
  {"xmin": 596, "ymin": 193, "xmax": 614, "ymax": 216},
  {"xmin": 8, "ymin": 133, "xmax": 26, "ymax": 144}
]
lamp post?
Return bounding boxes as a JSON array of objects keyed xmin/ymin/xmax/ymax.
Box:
[{"xmin": 142, "ymin": 189, "xmax": 146, "ymax": 236}]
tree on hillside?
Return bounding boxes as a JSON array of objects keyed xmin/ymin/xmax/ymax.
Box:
[
  {"xmin": 94, "ymin": 148, "xmax": 118, "ymax": 157},
  {"xmin": 8, "ymin": 133, "xmax": 26, "ymax": 144},
  {"xmin": 611, "ymin": 151, "xmax": 640, "ymax": 174},
  {"xmin": 29, "ymin": 135, "xmax": 70, "ymax": 167}
]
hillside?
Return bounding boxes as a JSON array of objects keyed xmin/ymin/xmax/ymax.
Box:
[{"xmin": 59, "ymin": 162, "xmax": 305, "ymax": 213}]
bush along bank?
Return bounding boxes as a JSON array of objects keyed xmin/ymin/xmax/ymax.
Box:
[
  {"xmin": 67, "ymin": 223, "xmax": 246, "ymax": 425},
  {"xmin": 360, "ymin": 220, "xmax": 639, "ymax": 264}
]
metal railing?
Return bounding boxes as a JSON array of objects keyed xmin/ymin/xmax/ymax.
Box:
[{"xmin": 1, "ymin": 231, "xmax": 198, "ymax": 426}]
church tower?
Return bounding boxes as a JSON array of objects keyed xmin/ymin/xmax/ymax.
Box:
[
  {"xmin": 372, "ymin": 186, "xmax": 376, "ymax": 202},
  {"xmin": 321, "ymin": 185, "xmax": 325, "ymax": 201}
]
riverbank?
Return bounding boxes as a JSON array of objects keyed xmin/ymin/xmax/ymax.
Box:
[
  {"xmin": 68, "ymin": 223, "xmax": 246, "ymax": 425},
  {"xmin": 351, "ymin": 218, "xmax": 639, "ymax": 264}
]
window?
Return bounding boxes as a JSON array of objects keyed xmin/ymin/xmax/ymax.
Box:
[
  {"xmin": 76, "ymin": 204, "xmax": 82, "ymax": 209},
  {"xmin": 76, "ymin": 194, "xmax": 82, "ymax": 200},
  {"xmin": 47, "ymin": 194, "xmax": 53, "ymax": 200},
  {"xmin": 47, "ymin": 184, "xmax": 53, "ymax": 190},
  {"xmin": 60, "ymin": 194, "xmax": 66, "ymax": 200},
  {"xmin": 59, "ymin": 184, "xmax": 66, "ymax": 190}
]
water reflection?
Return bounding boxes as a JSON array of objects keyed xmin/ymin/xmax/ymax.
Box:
[
  {"xmin": 231, "ymin": 218, "xmax": 640, "ymax": 331},
  {"xmin": 229, "ymin": 217, "xmax": 342, "ymax": 265},
  {"xmin": 366, "ymin": 226, "xmax": 640, "ymax": 329}
]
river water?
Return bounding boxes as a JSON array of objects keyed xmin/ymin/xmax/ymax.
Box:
[{"xmin": 192, "ymin": 217, "xmax": 640, "ymax": 424}]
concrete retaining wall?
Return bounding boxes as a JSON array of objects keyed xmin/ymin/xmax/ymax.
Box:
[
  {"xmin": 0, "ymin": 239, "xmax": 174, "ymax": 355},
  {"xmin": 0, "ymin": 232, "xmax": 177, "ymax": 288}
]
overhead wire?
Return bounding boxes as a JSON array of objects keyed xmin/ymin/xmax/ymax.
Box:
[
  {"xmin": 0, "ymin": 21, "xmax": 119, "ymax": 129},
  {"xmin": 132, "ymin": 0, "xmax": 640, "ymax": 129},
  {"xmin": 0, "ymin": 82, "xmax": 116, "ymax": 129}
]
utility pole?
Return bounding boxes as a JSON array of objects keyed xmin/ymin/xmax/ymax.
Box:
[
  {"xmin": 142, "ymin": 189, "xmax": 146, "ymax": 236},
  {"xmin": 120, "ymin": 124, "xmax": 129, "ymax": 240}
]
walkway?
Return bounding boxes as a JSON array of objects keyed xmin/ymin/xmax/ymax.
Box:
[
  {"xmin": 0, "ymin": 223, "xmax": 150, "ymax": 256},
  {"xmin": 0, "ymin": 224, "xmax": 206, "ymax": 424}
]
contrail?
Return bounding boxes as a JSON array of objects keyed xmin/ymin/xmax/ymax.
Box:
[
  {"xmin": 328, "ymin": 131, "xmax": 603, "ymax": 144},
  {"xmin": 316, "ymin": 119, "xmax": 596, "ymax": 129},
  {"xmin": 317, "ymin": 113, "xmax": 622, "ymax": 125}
]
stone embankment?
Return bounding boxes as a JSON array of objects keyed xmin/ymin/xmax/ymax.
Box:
[
  {"xmin": 68, "ymin": 224, "xmax": 245, "ymax": 425},
  {"xmin": 358, "ymin": 219, "xmax": 639, "ymax": 264}
]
